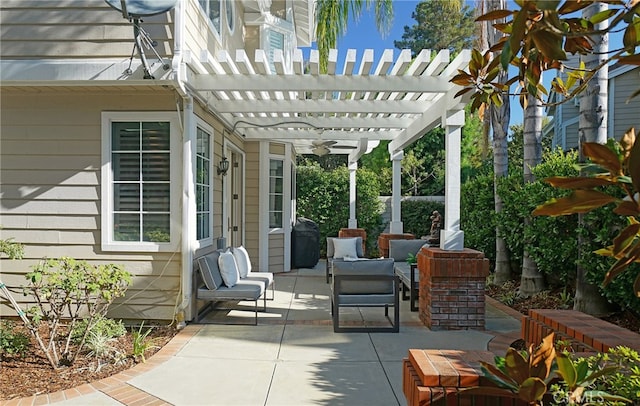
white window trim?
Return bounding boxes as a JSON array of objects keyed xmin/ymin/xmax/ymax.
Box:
[
  {"xmin": 194, "ymin": 118, "xmax": 214, "ymax": 249},
  {"xmin": 268, "ymin": 156, "xmax": 285, "ymax": 233},
  {"xmin": 197, "ymin": 0, "xmax": 222, "ymax": 46},
  {"xmin": 101, "ymin": 112, "xmax": 181, "ymax": 252}
]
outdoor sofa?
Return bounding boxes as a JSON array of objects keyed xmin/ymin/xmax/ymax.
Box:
[
  {"xmin": 325, "ymin": 236, "xmax": 365, "ymax": 283},
  {"xmin": 193, "ymin": 247, "xmax": 274, "ymax": 325}
]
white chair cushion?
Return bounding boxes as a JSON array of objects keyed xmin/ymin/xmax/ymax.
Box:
[
  {"xmin": 218, "ymin": 251, "xmax": 240, "ymax": 287},
  {"xmin": 332, "ymin": 237, "xmax": 358, "ymax": 259},
  {"xmin": 232, "ymin": 246, "xmax": 252, "ymax": 278}
]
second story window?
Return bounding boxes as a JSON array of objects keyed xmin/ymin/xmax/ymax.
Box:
[
  {"xmin": 225, "ymin": 0, "xmax": 235, "ymax": 32},
  {"xmin": 198, "ymin": 0, "xmax": 221, "ymax": 35}
]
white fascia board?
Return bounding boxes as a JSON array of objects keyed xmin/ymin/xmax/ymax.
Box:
[{"xmin": 0, "ymin": 58, "xmax": 172, "ymax": 82}]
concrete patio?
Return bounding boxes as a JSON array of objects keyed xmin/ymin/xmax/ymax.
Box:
[{"xmin": 12, "ymin": 261, "xmax": 521, "ymax": 406}]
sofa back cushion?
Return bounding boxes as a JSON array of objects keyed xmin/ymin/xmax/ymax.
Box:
[
  {"xmin": 197, "ymin": 252, "xmax": 224, "ymax": 290},
  {"xmin": 332, "ymin": 258, "xmax": 395, "ymax": 294},
  {"xmin": 218, "ymin": 251, "xmax": 240, "ymax": 287},
  {"xmin": 388, "ymin": 239, "xmax": 428, "ymax": 262},
  {"xmin": 327, "ymin": 237, "xmax": 364, "ymax": 259},
  {"xmin": 231, "ymin": 246, "xmax": 252, "ymax": 278}
]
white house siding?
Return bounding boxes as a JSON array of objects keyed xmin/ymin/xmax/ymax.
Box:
[
  {"xmin": 0, "ymin": 0, "xmax": 174, "ymax": 60},
  {"xmin": 611, "ymin": 68, "xmax": 640, "ymax": 139},
  {"xmin": 0, "ymin": 88, "xmax": 182, "ymax": 321},
  {"xmin": 268, "ymin": 233, "xmax": 285, "ymax": 273}
]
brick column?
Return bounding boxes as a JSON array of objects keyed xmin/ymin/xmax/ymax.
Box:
[{"xmin": 417, "ymin": 247, "xmax": 489, "ymax": 330}]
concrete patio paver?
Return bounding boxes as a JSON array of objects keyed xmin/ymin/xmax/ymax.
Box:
[{"xmin": 3, "ymin": 260, "xmax": 521, "ymax": 406}]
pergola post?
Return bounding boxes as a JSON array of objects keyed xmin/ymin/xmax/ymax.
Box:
[
  {"xmin": 348, "ymin": 161, "xmax": 357, "ymax": 228},
  {"xmin": 440, "ymin": 109, "xmax": 465, "ymax": 250},
  {"xmin": 389, "ymin": 150, "xmax": 404, "ymax": 234}
]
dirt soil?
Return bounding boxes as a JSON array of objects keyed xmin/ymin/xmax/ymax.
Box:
[
  {"xmin": 485, "ymin": 280, "xmax": 640, "ymax": 334},
  {"xmin": 0, "ymin": 323, "xmax": 178, "ymax": 401}
]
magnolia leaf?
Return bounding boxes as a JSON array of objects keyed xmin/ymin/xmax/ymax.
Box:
[
  {"xmin": 618, "ymin": 54, "xmax": 640, "ymax": 65},
  {"xmin": 544, "ymin": 176, "xmax": 613, "ymax": 189},
  {"xmin": 581, "ymin": 366, "xmax": 620, "ymax": 384},
  {"xmin": 530, "ymin": 333, "xmax": 556, "ymax": 380},
  {"xmin": 531, "ymin": 30, "xmax": 567, "ymax": 61},
  {"xmin": 505, "ymin": 348, "xmax": 529, "ymax": 385},
  {"xmin": 603, "ymin": 243, "xmax": 640, "ymax": 286},
  {"xmin": 613, "ymin": 223, "xmax": 640, "ymax": 254},
  {"xmin": 454, "ymin": 87, "xmax": 473, "ymax": 98},
  {"xmin": 621, "ymin": 127, "xmax": 636, "ymax": 159},
  {"xmin": 628, "ymin": 129, "xmax": 640, "ymax": 193},
  {"xmin": 575, "ymin": 360, "xmax": 589, "ymax": 383},
  {"xmin": 558, "ymin": 1, "xmax": 591, "ymax": 14},
  {"xmin": 583, "ymin": 143, "xmax": 622, "ymax": 174},
  {"xmin": 509, "ymin": 9, "xmax": 527, "ymax": 58},
  {"xmin": 533, "ymin": 190, "xmax": 618, "ymax": 216},
  {"xmin": 614, "ymin": 200, "xmax": 640, "ymax": 216},
  {"xmin": 501, "ymin": 39, "xmax": 513, "ymax": 70},
  {"xmin": 594, "ymin": 246, "xmax": 615, "ymax": 257},
  {"xmin": 475, "ymin": 9, "xmax": 513, "ymax": 22},
  {"xmin": 624, "ymin": 22, "xmax": 639, "ymax": 52},
  {"xmin": 555, "ymin": 353, "xmax": 577, "ymax": 387},
  {"xmin": 518, "ymin": 377, "xmax": 547, "ymax": 403},
  {"xmin": 480, "ymin": 362, "xmax": 519, "ymax": 389},
  {"xmin": 589, "ymin": 9, "xmax": 617, "ymax": 24}
]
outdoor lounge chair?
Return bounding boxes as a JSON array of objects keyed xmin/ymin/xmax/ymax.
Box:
[
  {"xmin": 330, "ymin": 257, "xmax": 399, "ymax": 333},
  {"xmin": 325, "ymin": 236, "xmax": 365, "ymax": 283}
]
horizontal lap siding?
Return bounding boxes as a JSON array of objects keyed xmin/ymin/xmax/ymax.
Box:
[
  {"xmin": 612, "ymin": 69, "xmax": 640, "ymax": 139},
  {"xmin": 244, "ymin": 142, "xmax": 261, "ymax": 268},
  {"xmin": 0, "ymin": 90, "xmax": 182, "ymax": 321},
  {"xmin": 0, "ymin": 1, "xmax": 173, "ymax": 59}
]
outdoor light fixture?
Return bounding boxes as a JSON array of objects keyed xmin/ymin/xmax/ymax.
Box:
[{"xmin": 217, "ymin": 156, "xmax": 229, "ymax": 176}]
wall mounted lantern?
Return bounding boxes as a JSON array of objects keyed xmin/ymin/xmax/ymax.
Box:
[{"xmin": 217, "ymin": 156, "xmax": 229, "ymax": 176}]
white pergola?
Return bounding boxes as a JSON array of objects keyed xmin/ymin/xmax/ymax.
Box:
[{"xmin": 186, "ymin": 47, "xmax": 471, "ymax": 250}]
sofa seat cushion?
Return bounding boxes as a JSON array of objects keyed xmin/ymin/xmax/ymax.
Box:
[
  {"xmin": 243, "ymin": 271, "xmax": 274, "ymax": 288},
  {"xmin": 196, "ymin": 283, "xmax": 262, "ymax": 301}
]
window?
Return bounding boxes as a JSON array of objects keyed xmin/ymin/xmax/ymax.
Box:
[
  {"xmin": 225, "ymin": 0, "xmax": 234, "ymax": 32},
  {"xmin": 102, "ymin": 113, "xmax": 178, "ymax": 252},
  {"xmin": 198, "ymin": 0, "xmax": 221, "ymax": 35},
  {"xmin": 196, "ymin": 126, "xmax": 212, "ymax": 241},
  {"xmin": 266, "ymin": 30, "xmax": 285, "ymax": 73},
  {"xmin": 269, "ymin": 159, "xmax": 284, "ymax": 228}
]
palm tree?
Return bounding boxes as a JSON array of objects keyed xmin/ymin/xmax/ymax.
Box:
[
  {"xmin": 574, "ymin": 2, "xmax": 612, "ymax": 315},
  {"xmin": 474, "ymin": 0, "xmax": 511, "ymax": 285},
  {"xmin": 520, "ymin": 93, "xmax": 544, "ymax": 296}
]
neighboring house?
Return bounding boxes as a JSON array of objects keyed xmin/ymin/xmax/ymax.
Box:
[
  {"xmin": 0, "ymin": 0, "xmax": 470, "ymax": 322},
  {"xmin": 548, "ymin": 64, "xmax": 640, "ymax": 150}
]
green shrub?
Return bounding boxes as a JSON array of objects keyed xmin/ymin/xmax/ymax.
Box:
[
  {"xmin": 583, "ymin": 346, "xmax": 640, "ymax": 403},
  {"xmin": 71, "ymin": 315, "xmax": 126, "ymax": 344},
  {"xmin": 401, "ymin": 200, "xmax": 445, "ymax": 238},
  {"xmin": 0, "ymin": 320, "xmax": 30, "ymax": 357},
  {"xmin": 461, "ymin": 169, "xmax": 496, "ymax": 264},
  {"xmin": 297, "ymin": 163, "xmax": 384, "ymax": 255}
]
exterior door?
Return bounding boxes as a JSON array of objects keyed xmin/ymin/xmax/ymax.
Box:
[{"xmin": 226, "ymin": 149, "xmax": 243, "ymax": 247}]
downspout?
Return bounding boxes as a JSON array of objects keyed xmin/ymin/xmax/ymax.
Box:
[{"xmin": 171, "ymin": 0, "xmax": 194, "ymax": 327}]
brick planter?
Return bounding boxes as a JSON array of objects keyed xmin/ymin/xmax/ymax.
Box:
[{"xmin": 417, "ymin": 247, "xmax": 489, "ymax": 330}]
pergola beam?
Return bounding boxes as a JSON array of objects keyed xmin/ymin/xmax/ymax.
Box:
[{"xmin": 210, "ymin": 99, "xmax": 428, "ymax": 114}]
